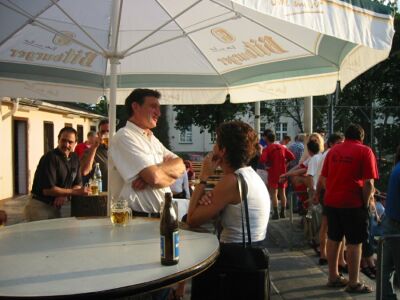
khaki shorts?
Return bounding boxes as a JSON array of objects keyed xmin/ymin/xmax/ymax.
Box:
[{"xmin": 24, "ymin": 197, "xmax": 61, "ymax": 222}]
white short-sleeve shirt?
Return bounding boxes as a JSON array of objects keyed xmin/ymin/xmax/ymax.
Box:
[
  {"xmin": 109, "ymin": 121, "xmax": 177, "ymax": 213},
  {"xmin": 306, "ymin": 153, "xmax": 323, "ymax": 189}
]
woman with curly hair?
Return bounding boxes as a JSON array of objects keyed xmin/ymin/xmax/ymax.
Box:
[
  {"xmin": 188, "ymin": 121, "xmax": 270, "ymax": 299},
  {"xmin": 187, "ymin": 120, "xmax": 270, "ymax": 242}
]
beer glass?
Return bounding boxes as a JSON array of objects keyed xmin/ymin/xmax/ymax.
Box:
[
  {"xmin": 110, "ymin": 198, "xmax": 132, "ymax": 226},
  {"xmin": 89, "ymin": 180, "xmax": 99, "ymax": 195},
  {"xmin": 102, "ymin": 132, "xmax": 109, "ymax": 148}
]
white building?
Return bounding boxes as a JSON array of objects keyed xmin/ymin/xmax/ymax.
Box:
[{"xmin": 167, "ymin": 103, "xmax": 302, "ymax": 156}]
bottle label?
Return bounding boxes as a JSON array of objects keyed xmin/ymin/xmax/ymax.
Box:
[
  {"xmin": 160, "ymin": 231, "xmax": 179, "ymax": 260},
  {"xmin": 173, "ymin": 231, "xmax": 179, "ymax": 259},
  {"xmin": 160, "ymin": 235, "xmax": 165, "ymax": 258},
  {"xmin": 98, "ymin": 179, "xmax": 102, "ymax": 193}
]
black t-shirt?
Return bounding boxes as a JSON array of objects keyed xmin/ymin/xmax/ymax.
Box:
[{"xmin": 31, "ymin": 148, "xmax": 82, "ymax": 204}]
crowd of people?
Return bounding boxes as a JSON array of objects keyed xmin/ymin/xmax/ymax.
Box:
[
  {"xmin": 1, "ymin": 88, "xmax": 399, "ymax": 299},
  {"xmin": 256, "ymin": 124, "xmax": 399, "ymax": 297}
]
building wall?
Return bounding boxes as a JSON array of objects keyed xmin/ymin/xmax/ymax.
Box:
[
  {"xmin": 0, "ymin": 102, "xmax": 98, "ymax": 200},
  {"xmin": 166, "ymin": 106, "xmax": 301, "ymax": 155},
  {"xmin": 167, "ymin": 107, "xmax": 214, "ymax": 155}
]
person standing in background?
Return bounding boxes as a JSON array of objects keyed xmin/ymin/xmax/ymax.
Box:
[
  {"xmin": 170, "ymin": 171, "xmax": 190, "ymax": 199},
  {"xmin": 260, "ymin": 131, "xmax": 295, "ymax": 220},
  {"xmin": 74, "ymin": 131, "xmax": 96, "ymax": 158},
  {"xmin": 280, "ymin": 135, "xmax": 291, "ymax": 147},
  {"xmin": 381, "ymin": 145, "xmax": 400, "ymax": 299},
  {"xmin": 321, "ymin": 124, "xmax": 377, "ymax": 294},
  {"xmin": 81, "ymin": 119, "xmax": 109, "ymax": 191}
]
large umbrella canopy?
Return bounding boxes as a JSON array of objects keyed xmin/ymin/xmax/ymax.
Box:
[
  {"xmin": 0, "ymin": 0, "xmax": 394, "ymax": 106},
  {"xmin": 0, "ymin": 0, "xmax": 394, "ymax": 213}
]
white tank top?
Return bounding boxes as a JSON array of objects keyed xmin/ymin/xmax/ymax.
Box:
[{"xmin": 219, "ymin": 167, "xmax": 270, "ymax": 243}]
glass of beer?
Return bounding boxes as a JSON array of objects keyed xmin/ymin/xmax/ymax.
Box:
[
  {"xmin": 111, "ymin": 198, "xmax": 132, "ymax": 226},
  {"xmin": 89, "ymin": 180, "xmax": 99, "ymax": 195},
  {"xmin": 102, "ymin": 132, "xmax": 109, "ymax": 148}
]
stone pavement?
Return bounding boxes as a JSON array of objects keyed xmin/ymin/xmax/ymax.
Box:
[
  {"xmin": 0, "ymin": 195, "xmax": 394, "ymax": 299},
  {"xmin": 266, "ymin": 217, "xmax": 377, "ymax": 300}
]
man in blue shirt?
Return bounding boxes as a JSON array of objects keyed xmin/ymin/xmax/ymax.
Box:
[{"xmin": 381, "ymin": 145, "xmax": 400, "ymax": 299}]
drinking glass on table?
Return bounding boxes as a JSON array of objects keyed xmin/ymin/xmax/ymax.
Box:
[
  {"xmin": 110, "ymin": 197, "xmax": 132, "ymax": 226},
  {"xmin": 88, "ymin": 179, "xmax": 99, "ymax": 195}
]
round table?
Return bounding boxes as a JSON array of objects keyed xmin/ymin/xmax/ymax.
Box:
[{"xmin": 0, "ymin": 217, "xmax": 219, "ymax": 299}]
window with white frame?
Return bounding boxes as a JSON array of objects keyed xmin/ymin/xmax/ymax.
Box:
[
  {"xmin": 179, "ymin": 126, "xmax": 193, "ymax": 144},
  {"xmin": 210, "ymin": 132, "xmax": 216, "ymax": 144},
  {"xmin": 275, "ymin": 122, "xmax": 288, "ymax": 141}
]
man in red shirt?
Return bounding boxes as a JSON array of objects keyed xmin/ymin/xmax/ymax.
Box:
[
  {"xmin": 74, "ymin": 131, "xmax": 96, "ymax": 158},
  {"xmin": 320, "ymin": 124, "xmax": 378, "ymax": 293},
  {"xmin": 260, "ymin": 131, "xmax": 295, "ymax": 219}
]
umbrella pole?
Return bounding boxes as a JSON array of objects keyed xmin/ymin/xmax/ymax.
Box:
[
  {"xmin": 107, "ymin": 57, "xmax": 119, "ymax": 216},
  {"xmin": 255, "ymin": 101, "xmax": 261, "ymax": 138},
  {"xmin": 107, "ymin": 0, "xmax": 122, "ymax": 216},
  {"xmin": 304, "ymin": 96, "xmax": 313, "ymax": 134}
]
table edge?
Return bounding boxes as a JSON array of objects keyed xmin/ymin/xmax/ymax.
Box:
[{"xmin": 0, "ymin": 248, "xmax": 220, "ymax": 300}]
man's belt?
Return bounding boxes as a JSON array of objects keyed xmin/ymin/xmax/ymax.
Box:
[{"xmin": 132, "ymin": 210, "xmax": 161, "ymax": 218}]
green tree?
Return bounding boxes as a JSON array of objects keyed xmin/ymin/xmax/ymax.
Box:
[
  {"xmin": 173, "ymin": 95, "xmax": 252, "ymax": 133},
  {"xmin": 152, "ymin": 106, "xmax": 170, "ymax": 148},
  {"xmin": 333, "ymin": 12, "xmax": 400, "ymax": 190}
]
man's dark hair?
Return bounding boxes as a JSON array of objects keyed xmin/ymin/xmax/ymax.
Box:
[
  {"xmin": 266, "ymin": 131, "xmax": 276, "ymax": 143},
  {"xmin": 327, "ymin": 132, "xmax": 344, "ymax": 148},
  {"xmin": 283, "ymin": 135, "xmax": 291, "ymax": 142},
  {"xmin": 57, "ymin": 126, "xmax": 77, "ymax": 140},
  {"xmin": 345, "ymin": 124, "xmax": 364, "ymax": 141},
  {"xmin": 307, "ymin": 140, "xmax": 320, "ymax": 155},
  {"xmin": 263, "ymin": 128, "xmax": 273, "ymax": 137},
  {"xmin": 98, "ymin": 119, "xmax": 109, "ymax": 130},
  {"xmin": 125, "ymin": 88, "xmax": 161, "ymax": 117}
]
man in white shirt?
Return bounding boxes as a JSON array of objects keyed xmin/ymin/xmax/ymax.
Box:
[
  {"xmin": 110, "ymin": 89, "xmax": 185, "ymax": 216},
  {"xmin": 170, "ymin": 172, "xmax": 190, "ymax": 199}
]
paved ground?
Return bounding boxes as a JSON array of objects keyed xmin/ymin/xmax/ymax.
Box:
[{"xmin": 0, "ymin": 195, "xmax": 396, "ymax": 299}]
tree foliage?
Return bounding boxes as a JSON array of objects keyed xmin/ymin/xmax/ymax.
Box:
[
  {"xmin": 335, "ymin": 13, "xmax": 400, "ymax": 151},
  {"xmin": 173, "ymin": 95, "xmax": 252, "ymax": 133}
]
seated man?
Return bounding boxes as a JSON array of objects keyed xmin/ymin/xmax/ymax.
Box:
[{"xmin": 25, "ymin": 127, "xmax": 90, "ymax": 221}]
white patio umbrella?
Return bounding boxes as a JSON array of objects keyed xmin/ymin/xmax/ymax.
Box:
[
  {"xmin": 0, "ymin": 0, "xmax": 394, "ymax": 211},
  {"xmin": 0, "ymin": 0, "xmax": 395, "ymax": 134}
]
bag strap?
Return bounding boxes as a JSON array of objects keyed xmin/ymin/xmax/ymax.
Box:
[{"xmin": 236, "ymin": 172, "xmax": 252, "ymax": 247}]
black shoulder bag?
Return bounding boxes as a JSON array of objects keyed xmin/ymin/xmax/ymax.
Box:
[{"xmin": 191, "ymin": 173, "xmax": 271, "ymax": 300}]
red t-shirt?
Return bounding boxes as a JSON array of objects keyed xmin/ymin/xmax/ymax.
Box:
[
  {"xmin": 260, "ymin": 143, "xmax": 295, "ymax": 188},
  {"xmin": 321, "ymin": 139, "xmax": 378, "ymax": 208},
  {"xmin": 74, "ymin": 142, "xmax": 90, "ymax": 158}
]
